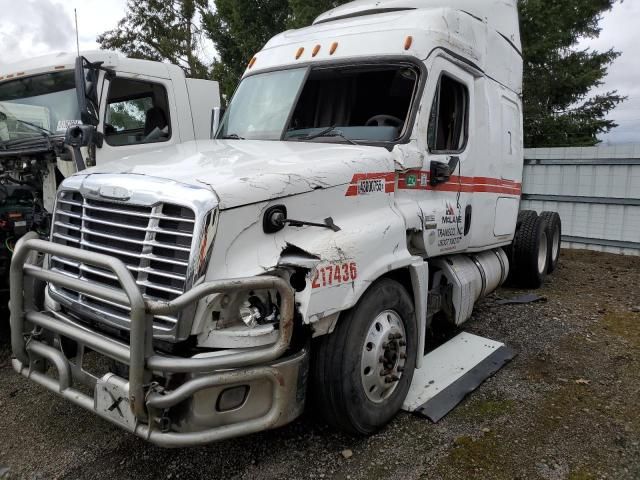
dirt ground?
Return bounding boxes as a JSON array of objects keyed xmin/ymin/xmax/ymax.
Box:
[{"xmin": 0, "ymin": 249, "xmax": 638, "ymax": 480}]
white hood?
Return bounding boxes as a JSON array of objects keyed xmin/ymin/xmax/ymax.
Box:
[{"xmin": 83, "ymin": 140, "xmax": 394, "ymax": 209}]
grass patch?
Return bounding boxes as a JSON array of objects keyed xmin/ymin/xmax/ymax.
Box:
[
  {"xmin": 602, "ymin": 312, "xmax": 640, "ymax": 348},
  {"xmin": 568, "ymin": 468, "xmax": 597, "ymax": 480},
  {"xmin": 458, "ymin": 399, "xmax": 516, "ymax": 419}
]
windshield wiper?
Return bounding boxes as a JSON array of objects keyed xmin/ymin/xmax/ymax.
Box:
[
  {"xmin": 219, "ymin": 133, "xmax": 245, "ymax": 140},
  {"xmin": 293, "ymin": 126, "xmax": 359, "ymax": 145},
  {"xmin": 0, "ymin": 109, "xmax": 54, "ymax": 144},
  {"xmin": 14, "ymin": 118, "xmax": 54, "ymax": 137}
]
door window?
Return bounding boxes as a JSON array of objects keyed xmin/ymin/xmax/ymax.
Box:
[
  {"xmin": 104, "ymin": 78, "xmax": 171, "ymax": 146},
  {"xmin": 427, "ymin": 75, "xmax": 468, "ymax": 152}
]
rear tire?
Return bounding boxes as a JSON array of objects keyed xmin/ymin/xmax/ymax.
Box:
[
  {"xmin": 512, "ymin": 215, "xmax": 549, "ymax": 288},
  {"xmin": 539, "ymin": 211, "xmax": 561, "ymax": 273},
  {"xmin": 504, "ymin": 210, "xmax": 538, "ymax": 284},
  {"xmin": 311, "ymin": 278, "xmax": 417, "ymax": 435}
]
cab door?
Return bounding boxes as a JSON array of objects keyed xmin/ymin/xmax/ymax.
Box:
[
  {"xmin": 399, "ymin": 55, "xmax": 476, "ymax": 258},
  {"xmin": 95, "ymin": 73, "xmax": 180, "ymax": 164}
]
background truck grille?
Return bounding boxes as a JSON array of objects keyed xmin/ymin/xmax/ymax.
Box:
[{"xmin": 49, "ymin": 190, "xmax": 196, "ymax": 335}]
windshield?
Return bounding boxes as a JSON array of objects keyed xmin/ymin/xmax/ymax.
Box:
[
  {"xmin": 217, "ymin": 63, "xmax": 420, "ymax": 145},
  {"xmin": 0, "ymin": 71, "xmax": 81, "ymax": 142},
  {"xmin": 218, "ymin": 68, "xmax": 307, "ymax": 141}
]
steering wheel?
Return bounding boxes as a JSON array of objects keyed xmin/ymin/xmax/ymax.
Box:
[{"xmin": 365, "ymin": 115, "xmax": 403, "ymax": 128}]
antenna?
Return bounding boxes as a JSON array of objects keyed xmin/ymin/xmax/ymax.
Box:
[{"xmin": 74, "ymin": 9, "xmax": 80, "ymax": 56}]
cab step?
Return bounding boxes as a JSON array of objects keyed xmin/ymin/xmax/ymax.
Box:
[{"xmin": 402, "ymin": 332, "xmax": 515, "ymax": 422}]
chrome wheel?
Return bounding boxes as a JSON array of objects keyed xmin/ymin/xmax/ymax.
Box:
[
  {"xmin": 538, "ymin": 231, "xmax": 548, "ymax": 274},
  {"xmin": 361, "ymin": 310, "xmax": 407, "ymax": 403}
]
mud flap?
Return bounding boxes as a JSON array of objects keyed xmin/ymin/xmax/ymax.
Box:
[{"xmin": 402, "ymin": 332, "xmax": 514, "ymax": 422}]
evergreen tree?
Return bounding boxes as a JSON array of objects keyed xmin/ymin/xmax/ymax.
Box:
[
  {"xmin": 97, "ymin": 0, "xmax": 209, "ymax": 78},
  {"xmin": 287, "ymin": 0, "xmax": 349, "ymax": 28},
  {"xmin": 98, "ymin": 0, "xmax": 625, "ymax": 145},
  {"xmin": 202, "ymin": 0, "xmax": 290, "ymax": 99},
  {"xmin": 519, "ymin": 0, "xmax": 625, "ymax": 147}
]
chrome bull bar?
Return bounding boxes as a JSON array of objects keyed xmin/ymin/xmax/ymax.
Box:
[{"xmin": 10, "ymin": 233, "xmax": 297, "ymax": 446}]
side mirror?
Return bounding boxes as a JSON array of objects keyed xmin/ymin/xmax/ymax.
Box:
[
  {"xmin": 75, "ymin": 57, "xmax": 114, "ymax": 127},
  {"xmin": 211, "ymin": 106, "xmax": 226, "ymax": 138},
  {"xmin": 430, "ymin": 156, "xmax": 460, "ymax": 186}
]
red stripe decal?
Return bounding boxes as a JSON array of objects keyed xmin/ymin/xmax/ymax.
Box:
[
  {"xmin": 346, "ymin": 172, "xmax": 395, "ymax": 197},
  {"xmin": 398, "ymin": 171, "xmax": 522, "ymax": 195},
  {"xmin": 346, "ymin": 171, "xmax": 521, "ymax": 196}
]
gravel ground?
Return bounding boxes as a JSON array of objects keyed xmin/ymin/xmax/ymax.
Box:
[{"xmin": 0, "ymin": 249, "xmax": 638, "ymax": 480}]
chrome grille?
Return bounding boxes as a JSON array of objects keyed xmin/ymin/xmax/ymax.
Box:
[{"xmin": 49, "ymin": 190, "xmax": 196, "ymax": 336}]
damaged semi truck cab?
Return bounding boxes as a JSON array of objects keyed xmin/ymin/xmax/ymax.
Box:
[
  {"xmin": 10, "ymin": 0, "xmax": 539, "ymax": 446},
  {"xmin": 0, "ymin": 51, "xmax": 220, "ymax": 289}
]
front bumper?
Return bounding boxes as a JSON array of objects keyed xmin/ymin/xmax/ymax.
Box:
[{"xmin": 10, "ymin": 234, "xmax": 305, "ymax": 447}]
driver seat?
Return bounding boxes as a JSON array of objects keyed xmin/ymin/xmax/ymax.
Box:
[{"xmin": 144, "ymin": 107, "xmax": 168, "ymax": 136}]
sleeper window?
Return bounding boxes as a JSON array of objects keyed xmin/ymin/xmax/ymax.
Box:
[
  {"xmin": 427, "ymin": 75, "xmax": 468, "ymax": 152},
  {"xmin": 104, "ymin": 78, "xmax": 171, "ymax": 146}
]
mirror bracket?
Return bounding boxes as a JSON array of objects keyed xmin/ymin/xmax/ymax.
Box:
[{"xmin": 63, "ymin": 125, "xmax": 100, "ymax": 172}]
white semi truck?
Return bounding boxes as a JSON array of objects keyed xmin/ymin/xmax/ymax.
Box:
[
  {"xmin": 10, "ymin": 0, "xmax": 561, "ymax": 447},
  {"xmin": 0, "ymin": 51, "xmax": 220, "ymax": 292}
]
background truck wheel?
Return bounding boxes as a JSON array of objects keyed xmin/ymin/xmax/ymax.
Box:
[
  {"xmin": 512, "ymin": 214, "xmax": 549, "ymax": 288},
  {"xmin": 539, "ymin": 211, "xmax": 562, "ymax": 273},
  {"xmin": 311, "ymin": 278, "xmax": 417, "ymax": 435}
]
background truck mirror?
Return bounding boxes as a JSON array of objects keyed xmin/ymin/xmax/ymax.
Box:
[
  {"xmin": 63, "ymin": 125, "xmax": 101, "ymax": 172},
  {"xmin": 75, "ymin": 57, "xmax": 101, "ymax": 127}
]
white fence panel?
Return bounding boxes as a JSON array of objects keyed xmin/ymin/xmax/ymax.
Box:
[{"xmin": 521, "ymin": 146, "xmax": 640, "ymax": 256}]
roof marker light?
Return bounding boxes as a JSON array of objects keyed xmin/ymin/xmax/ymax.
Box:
[
  {"xmin": 404, "ymin": 36, "xmax": 413, "ymax": 50},
  {"xmin": 296, "ymin": 47, "xmax": 305, "ymax": 60},
  {"xmin": 312, "ymin": 45, "xmax": 321, "ymax": 57},
  {"xmin": 54, "ymin": 65, "xmax": 65, "ymax": 70},
  {"xmin": 248, "ymin": 56, "xmax": 257, "ymax": 69},
  {"xmin": 330, "ymin": 42, "xmax": 339, "ymax": 55}
]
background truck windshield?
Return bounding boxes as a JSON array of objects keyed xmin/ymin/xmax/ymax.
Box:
[
  {"xmin": 0, "ymin": 71, "xmax": 81, "ymax": 141},
  {"xmin": 217, "ymin": 64, "xmax": 419, "ymax": 144}
]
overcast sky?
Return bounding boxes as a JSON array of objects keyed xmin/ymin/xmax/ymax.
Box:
[{"xmin": 0, "ymin": 0, "xmax": 638, "ymax": 144}]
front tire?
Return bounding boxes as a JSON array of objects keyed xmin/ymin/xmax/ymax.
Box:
[{"xmin": 311, "ymin": 278, "xmax": 417, "ymax": 435}]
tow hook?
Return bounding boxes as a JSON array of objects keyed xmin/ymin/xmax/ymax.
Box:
[{"xmin": 159, "ymin": 410, "xmax": 171, "ymax": 433}]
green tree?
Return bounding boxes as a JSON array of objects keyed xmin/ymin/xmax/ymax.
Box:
[
  {"xmin": 97, "ymin": 0, "xmax": 209, "ymax": 78},
  {"xmin": 519, "ymin": 0, "xmax": 625, "ymax": 147},
  {"xmin": 202, "ymin": 0, "xmax": 290, "ymax": 99},
  {"xmin": 287, "ymin": 0, "xmax": 348, "ymax": 28}
]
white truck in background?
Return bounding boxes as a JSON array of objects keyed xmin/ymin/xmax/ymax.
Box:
[
  {"xmin": 0, "ymin": 51, "xmax": 220, "ymax": 292},
  {"xmin": 10, "ymin": 0, "xmax": 562, "ymax": 447}
]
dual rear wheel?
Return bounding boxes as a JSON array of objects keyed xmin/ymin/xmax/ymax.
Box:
[{"xmin": 507, "ymin": 210, "xmax": 562, "ymax": 288}]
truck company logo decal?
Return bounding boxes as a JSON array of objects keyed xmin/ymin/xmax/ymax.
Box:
[
  {"xmin": 346, "ymin": 173, "xmax": 395, "ymax": 196},
  {"xmin": 312, "ymin": 262, "xmax": 358, "ymax": 289},
  {"xmin": 346, "ymin": 172, "xmax": 521, "ymax": 197}
]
